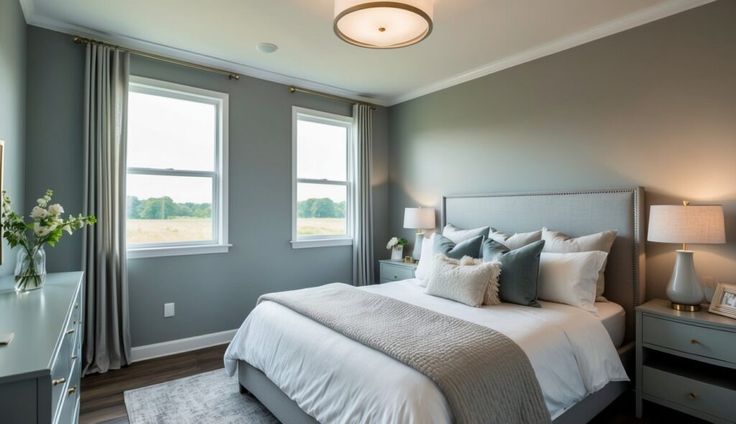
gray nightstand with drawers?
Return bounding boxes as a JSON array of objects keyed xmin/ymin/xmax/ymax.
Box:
[
  {"xmin": 378, "ymin": 260, "xmax": 417, "ymax": 283},
  {"xmin": 636, "ymin": 299, "xmax": 736, "ymax": 423}
]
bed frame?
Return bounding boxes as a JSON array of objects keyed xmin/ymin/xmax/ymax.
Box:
[{"xmin": 237, "ymin": 187, "xmax": 646, "ymax": 424}]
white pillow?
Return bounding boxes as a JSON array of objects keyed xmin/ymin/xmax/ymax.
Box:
[
  {"xmin": 537, "ymin": 251, "xmax": 608, "ymax": 313},
  {"xmin": 442, "ymin": 224, "xmax": 490, "ymax": 244},
  {"xmin": 541, "ymin": 227, "xmax": 617, "ymax": 300},
  {"xmin": 489, "ymin": 229, "xmax": 542, "ymax": 250},
  {"xmin": 425, "ymin": 255, "xmax": 501, "ymax": 307},
  {"xmin": 414, "ymin": 233, "xmax": 436, "ymax": 285}
]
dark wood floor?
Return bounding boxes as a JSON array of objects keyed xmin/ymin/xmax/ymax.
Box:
[{"xmin": 80, "ymin": 344, "xmax": 704, "ymax": 424}]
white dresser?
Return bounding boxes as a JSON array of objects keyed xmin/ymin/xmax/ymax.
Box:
[{"xmin": 0, "ymin": 272, "xmax": 84, "ymax": 424}]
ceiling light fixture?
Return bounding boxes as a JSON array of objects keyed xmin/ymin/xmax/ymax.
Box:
[{"xmin": 334, "ymin": 0, "xmax": 433, "ymax": 49}]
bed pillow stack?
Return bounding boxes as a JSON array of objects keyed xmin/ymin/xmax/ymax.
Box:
[{"xmin": 425, "ymin": 255, "xmax": 501, "ymax": 307}]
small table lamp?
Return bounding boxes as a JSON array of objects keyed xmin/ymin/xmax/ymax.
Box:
[
  {"xmin": 403, "ymin": 207, "xmax": 436, "ymax": 260},
  {"xmin": 648, "ymin": 201, "xmax": 725, "ymax": 311}
]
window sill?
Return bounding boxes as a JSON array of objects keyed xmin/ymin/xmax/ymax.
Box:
[
  {"xmin": 290, "ymin": 239, "xmax": 352, "ymax": 249},
  {"xmin": 127, "ymin": 244, "xmax": 232, "ymax": 259}
]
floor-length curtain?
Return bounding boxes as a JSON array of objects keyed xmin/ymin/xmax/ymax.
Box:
[
  {"xmin": 82, "ymin": 43, "xmax": 131, "ymax": 374},
  {"xmin": 351, "ymin": 104, "xmax": 375, "ymax": 285}
]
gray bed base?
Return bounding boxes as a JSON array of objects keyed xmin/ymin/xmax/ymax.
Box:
[{"xmin": 237, "ymin": 188, "xmax": 644, "ymax": 423}]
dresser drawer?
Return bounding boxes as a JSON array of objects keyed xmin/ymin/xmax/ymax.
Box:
[
  {"xmin": 55, "ymin": 358, "xmax": 81, "ymax": 424},
  {"xmin": 643, "ymin": 366, "xmax": 736, "ymax": 421},
  {"xmin": 380, "ymin": 263, "xmax": 415, "ymax": 283},
  {"xmin": 50, "ymin": 315, "xmax": 79, "ymax": 418},
  {"xmin": 642, "ymin": 315, "xmax": 736, "ymax": 365}
]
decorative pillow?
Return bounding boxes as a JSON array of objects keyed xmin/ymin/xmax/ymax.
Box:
[
  {"xmin": 414, "ymin": 233, "xmax": 436, "ymax": 285},
  {"xmin": 442, "ymin": 224, "xmax": 490, "ymax": 244},
  {"xmin": 482, "ymin": 239, "xmax": 545, "ymax": 307},
  {"xmin": 434, "ymin": 234, "xmax": 483, "ymax": 259},
  {"xmin": 489, "ymin": 229, "xmax": 542, "ymax": 250},
  {"xmin": 425, "ymin": 255, "xmax": 501, "ymax": 307},
  {"xmin": 542, "ymin": 227, "xmax": 617, "ymax": 300},
  {"xmin": 537, "ymin": 251, "xmax": 608, "ymax": 313}
]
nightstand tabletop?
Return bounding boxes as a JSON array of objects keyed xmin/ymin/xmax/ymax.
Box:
[{"xmin": 637, "ymin": 299, "xmax": 736, "ymax": 332}]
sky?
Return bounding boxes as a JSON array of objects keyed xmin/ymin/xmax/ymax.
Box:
[{"xmin": 127, "ymin": 91, "xmax": 349, "ymax": 205}]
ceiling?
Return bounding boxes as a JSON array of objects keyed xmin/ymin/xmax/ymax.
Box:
[{"xmin": 20, "ymin": 0, "xmax": 712, "ymax": 106}]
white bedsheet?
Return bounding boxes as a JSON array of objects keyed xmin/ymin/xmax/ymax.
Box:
[
  {"xmin": 596, "ymin": 301, "xmax": 625, "ymax": 348},
  {"xmin": 225, "ymin": 279, "xmax": 628, "ymax": 423}
]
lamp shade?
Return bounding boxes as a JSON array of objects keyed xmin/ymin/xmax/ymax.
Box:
[
  {"xmin": 403, "ymin": 207, "xmax": 435, "ymax": 229},
  {"xmin": 648, "ymin": 204, "xmax": 725, "ymax": 244},
  {"xmin": 334, "ymin": 0, "xmax": 433, "ymax": 49}
]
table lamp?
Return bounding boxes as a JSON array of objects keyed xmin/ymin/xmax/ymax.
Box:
[
  {"xmin": 648, "ymin": 201, "xmax": 725, "ymax": 311},
  {"xmin": 403, "ymin": 207, "xmax": 435, "ymax": 260}
]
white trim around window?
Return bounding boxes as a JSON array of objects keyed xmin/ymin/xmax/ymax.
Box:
[
  {"xmin": 126, "ymin": 76, "xmax": 230, "ymax": 259},
  {"xmin": 291, "ymin": 107, "xmax": 354, "ymax": 249}
]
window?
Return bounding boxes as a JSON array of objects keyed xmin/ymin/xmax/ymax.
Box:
[
  {"xmin": 126, "ymin": 76, "xmax": 229, "ymax": 258},
  {"xmin": 292, "ymin": 107, "xmax": 354, "ymax": 248}
]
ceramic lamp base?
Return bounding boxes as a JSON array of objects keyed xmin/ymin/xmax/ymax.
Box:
[{"xmin": 665, "ymin": 250, "xmax": 704, "ymax": 311}]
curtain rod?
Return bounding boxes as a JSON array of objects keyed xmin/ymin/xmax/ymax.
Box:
[
  {"xmin": 289, "ymin": 86, "xmax": 376, "ymax": 110},
  {"xmin": 72, "ymin": 36, "xmax": 240, "ymax": 81}
]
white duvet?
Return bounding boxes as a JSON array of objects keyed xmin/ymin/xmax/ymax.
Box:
[{"xmin": 224, "ymin": 279, "xmax": 628, "ymax": 423}]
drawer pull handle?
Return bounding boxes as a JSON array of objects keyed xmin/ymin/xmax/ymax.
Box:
[
  {"xmin": 71, "ymin": 355, "xmax": 78, "ymax": 360},
  {"xmin": 52, "ymin": 378, "xmax": 66, "ymax": 386},
  {"xmin": 690, "ymin": 339, "xmax": 700, "ymax": 345},
  {"xmin": 688, "ymin": 392, "xmax": 697, "ymax": 400},
  {"xmin": 66, "ymin": 329, "xmax": 75, "ymax": 335},
  {"xmin": 68, "ymin": 386, "xmax": 77, "ymax": 395}
]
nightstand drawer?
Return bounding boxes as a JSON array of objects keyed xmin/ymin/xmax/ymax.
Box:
[
  {"xmin": 643, "ymin": 366, "xmax": 736, "ymax": 421},
  {"xmin": 380, "ymin": 263, "xmax": 415, "ymax": 283},
  {"xmin": 642, "ymin": 315, "xmax": 736, "ymax": 365}
]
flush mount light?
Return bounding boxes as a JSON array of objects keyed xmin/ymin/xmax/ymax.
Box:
[
  {"xmin": 334, "ymin": 0, "xmax": 433, "ymax": 49},
  {"xmin": 257, "ymin": 42, "xmax": 279, "ymax": 54}
]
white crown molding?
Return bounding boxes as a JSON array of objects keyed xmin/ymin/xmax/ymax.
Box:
[
  {"xmin": 129, "ymin": 329, "xmax": 237, "ymax": 363},
  {"xmin": 387, "ymin": 0, "xmax": 715, "ymax": 105},
  {"xmin": 21, "ymin": 0, "xmax": 714, "ymax": 107},
  {"xmin": 19, "ymin": 0, "xmax": 390, "ymax": 107}
]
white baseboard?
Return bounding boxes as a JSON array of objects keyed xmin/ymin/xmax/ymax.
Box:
[{"xmin": 129, "ymin": 329, "xmax": 238, "ymax": 363}]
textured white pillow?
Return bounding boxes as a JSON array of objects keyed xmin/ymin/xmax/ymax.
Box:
[
  {"xmin": 414, "ymin": 233, "xmax": 436, "ymax": 285},
  {"xmin": 442, "ymin": 224, "xmax": 490, "ymax": 244},
  {"xmin": 541, "ymin": 227, "xmax": 617, "ymax": 300},
  {"xmin": 537, "ymin": 251, "xmax": 608, "ymax": 313},
  {"xmin": 425, "ymin": 255, "xmax": 501, "ymax": 307},
  {"xmin": 489, "ymin": 229, "xmax": 542, "ymax": 250}
]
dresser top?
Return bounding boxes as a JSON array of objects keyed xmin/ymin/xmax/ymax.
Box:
[
  {"xmin": 379, "ymin": 259, "xmax": 418, "ymax": 268},
  {"xmin": 637, "ymin": 298, "xmax": 736, "ymax": 331},
  {"xmin": 0, "ymin": 272, "xmax": 83, "ymax": 383}
]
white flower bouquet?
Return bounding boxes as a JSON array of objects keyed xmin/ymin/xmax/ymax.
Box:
[
  {"xmin": 386, "ymin": 236, "xmax": 408, "ymax": 261},
  {"xmin": 1, "ymin": 189, "xmax": 96, "ymax": 291}
]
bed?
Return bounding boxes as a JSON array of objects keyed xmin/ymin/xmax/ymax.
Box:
[{"xmin": 225, "ymin": 188, "xmax": 646, "ymax": 423}]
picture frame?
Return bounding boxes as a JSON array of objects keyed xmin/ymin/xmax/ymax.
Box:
[{"xmin": 709, "ymin": 283, "xmax": 736, "ymax": 320}]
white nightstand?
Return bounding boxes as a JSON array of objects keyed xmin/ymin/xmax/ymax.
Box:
[
  {"xmin": 378, "ymin": 260, "xmax": 417, "ymax": 283},
  {"xmin": 636, "ymin": 299, "xmax": 736, "ymax": 423}
]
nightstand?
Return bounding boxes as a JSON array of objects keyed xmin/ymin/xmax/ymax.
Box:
[
  {"xmin": 636, "ymin": 299, "xmax": 736, "ymax": 423},
  {"xmin": 378, "ymin": 260, "xmax": 417, "ymax": 283}
]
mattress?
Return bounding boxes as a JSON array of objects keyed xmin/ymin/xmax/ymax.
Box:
[
  {"xmin": 595, "ymin": 301, "xmax": 625, "ymax": 348},
  {"xmin": 225, "ymin": 279, "xmax": 628, "ymax": 422}
]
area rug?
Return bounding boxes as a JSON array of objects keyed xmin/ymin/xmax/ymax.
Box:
[{"xmin": 124, "ymin": 368, "xmax": 280, "ymax": 424}]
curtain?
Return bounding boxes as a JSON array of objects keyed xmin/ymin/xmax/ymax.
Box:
[
  {"xmin": 82, "ymin": 44, "xmax": 131, "ymax": 374},
  {"xmin": 351, "ymin": 104, "xmax": 375, "ymax": 285}
]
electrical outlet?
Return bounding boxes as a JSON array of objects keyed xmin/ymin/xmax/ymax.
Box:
[{"xmin": 164, "ymin": 303, "xmax": 175, "ymax": 318}]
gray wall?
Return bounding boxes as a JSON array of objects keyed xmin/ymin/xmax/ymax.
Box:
[
  {"xmin": 25, "ymin": 26, "xmax": 389, "ymax": 346},
  {"xmin": 388, "ymin": 0, "xmax": 736, "ymax": 301},
  {"xmin": 0, "ymin": 0, "xmax": 27, "ymax": 276}
]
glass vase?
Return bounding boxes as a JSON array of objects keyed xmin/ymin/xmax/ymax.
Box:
[{"xmin": 14, "ymin": 246, "xmax": 47, "ymax": 292}]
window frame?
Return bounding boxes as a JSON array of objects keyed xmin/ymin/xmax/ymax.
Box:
[
  {"xmin": 126, "ymin": 76, "xmax": 230, "ymax": 258},
  {"xmin": 291, "ymin": 106, "xmax": 354, "ymax": 249}
]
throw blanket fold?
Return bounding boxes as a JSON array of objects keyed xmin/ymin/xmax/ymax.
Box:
[{"xmin": 259, "ymin": 283, "xmax": 550, "ymax": 424}]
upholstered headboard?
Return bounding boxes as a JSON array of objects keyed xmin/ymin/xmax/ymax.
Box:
[{"xmin": 442, "ymin": 188, "xmax": 645, "ymax": 342}]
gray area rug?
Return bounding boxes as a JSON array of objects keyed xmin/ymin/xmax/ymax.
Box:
[{"xmin": 124, "ymin": 368, "xmax": 280, "ymax": 424}]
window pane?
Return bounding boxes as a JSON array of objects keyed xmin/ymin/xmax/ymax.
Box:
[
  {"xmin": 126, "ymin": 174, "xmax": 213, "ymax": 244},
  {"xmin": 297, "ymin": 119, "xmax": 347, "ymax": 181},
  {"xmin": 127, "ymin": 90, "xmax": 216, "ymax": 171},
  {"xmin": 296, "ymin": 183, "xmax": 347, "ymax": 238}
]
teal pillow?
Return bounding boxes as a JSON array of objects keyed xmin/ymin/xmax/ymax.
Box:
[
  {"xmin": 434, "ymin": 234, "xmax": 483, "ymax": 259},
  {"xmin": 482, "ymin": 239, "xmax": 545, "ymax": 307}
]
